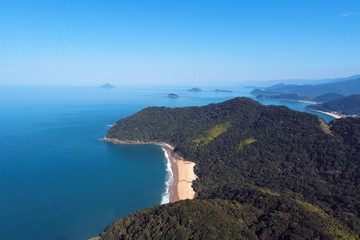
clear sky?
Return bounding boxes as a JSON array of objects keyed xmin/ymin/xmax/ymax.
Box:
[{"xmin": 0, "ymin": 0, "xmax": 359, "ymax": 86}]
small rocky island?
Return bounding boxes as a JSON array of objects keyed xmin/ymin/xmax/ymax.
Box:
[
  {"xmin": 188, "ymin": 87, "xmax": 202, "ymax": 92},
  {"xmin": 215, "ymin": 89, "xmax": 233, "ymax": 93},
  {"xmin": 168, "ymin": 93, "xmax": 179, "ymax": 98},
  {"xmin": 100, "ymin": 83, "xmax": 116, "ymax": 89}
]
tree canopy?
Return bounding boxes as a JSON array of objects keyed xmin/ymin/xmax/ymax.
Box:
[{"xmin": 103, "ymin": 97, "xmax": 360, "ymax": 239}]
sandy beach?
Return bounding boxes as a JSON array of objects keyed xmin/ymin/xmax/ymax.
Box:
[
  {"xmin": 165, "ymin": 149, "xmax": 197, "ymax": 202},
  {"xmin": 103, "ymin": 137, "xmax": 197, "ymax": 203},
  {"xmin": 310, "ymin": 110, "xmax": 343, "ymax": 119}
]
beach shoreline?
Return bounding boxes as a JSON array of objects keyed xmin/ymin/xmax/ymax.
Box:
[
  {"xmin": 258, "ymin": 97, "xmax": 318, "ymax": 104},
  {"xmin": 308, "ymin": 109, "xmax": 343, "ymax": 119},
  {"xmin": 102, "ymin": 137, "xmax": 197, "ymax": 203}
]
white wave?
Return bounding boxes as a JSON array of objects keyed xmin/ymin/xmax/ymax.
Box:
[
  {"xmin": 160, "ymin": 147, "xmax": 173, "ymax": 204},
  {"xmin": 107, "ymin": 124, "xmax": 114, "ymax": 127}
]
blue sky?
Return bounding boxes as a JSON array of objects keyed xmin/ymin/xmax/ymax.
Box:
[{"xmin": 0, "ymin": 0, "xmax": 359, "ymax": 86}]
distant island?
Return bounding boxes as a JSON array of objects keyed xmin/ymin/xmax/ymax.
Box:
[
  {"xmin": 168, "ymin": 93, "xmax": 179, "ymax": 98},
  {"xmin": 98, "ymin": 97, "xmax": 360, "ymax": 239},
  {"xmin": 100, "ymin": 83, "xmax": 116, "ymax": 89},
  {"xmin": 188, "ymin": 87, "xmax": 202, "ymax": 92},
  {"xmin": 312, "ymin": 93, "xmax": 344, "ymax": 103},
  {"xmin": 214, "ymin": 89, "xmax": 233, "ymax": 93}
]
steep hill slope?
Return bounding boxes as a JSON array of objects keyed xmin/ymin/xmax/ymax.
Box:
[
  {"xmin": 312, "ymin": 93, "xmax": 344, "ymax": 103},
  {"xmin": 100, "ymin": 199, "xmax": 356, "ymax": 240},
  {"xmin": 104, "ymin": 98, "xmax": 360, "ymax": 238}
]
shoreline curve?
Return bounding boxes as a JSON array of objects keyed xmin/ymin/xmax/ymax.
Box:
[
  {"xmin": 102, "ymin": 137, "xmax": 197, "ymax": 203},
  {"xmin": 308, "ymin": 109, "xmax": 343, "ymax": 119}
]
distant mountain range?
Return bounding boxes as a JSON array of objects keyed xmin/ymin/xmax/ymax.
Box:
[
  {"xmin": 253, "ymin": 77, "xmax": 360, "ymax": 117},
  {"xmin": 251, "ymin": 77, "xmax": 360, "ymax": 97},
  {"xmin": 244, "ymin": 74, "xmax": 360, "ymax": 87}
]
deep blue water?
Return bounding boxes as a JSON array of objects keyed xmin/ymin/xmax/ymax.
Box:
[{"xmin": 0, "ymin": 86, "xmax": 334, "ymax": 239}]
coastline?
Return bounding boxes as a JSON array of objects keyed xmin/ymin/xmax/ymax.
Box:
[
  {"xmin": 257, "ymin": 97, "xmax": 318, "ymax": 104},
  {"xmin": 308, "ymin": 109, "xmax": 343, "ymax": 119},
  {"xmin": 102, "ymin": 137, "xmax": 197, "ymax": 203}
]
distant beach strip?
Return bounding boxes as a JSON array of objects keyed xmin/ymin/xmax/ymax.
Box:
[
  {"xmin": 308, "ymin": 109, "xmax": 343, "ymax": 119},
  {"xmin": 102, "ymin": 137, "xmax": 197, "ymax": 204}
]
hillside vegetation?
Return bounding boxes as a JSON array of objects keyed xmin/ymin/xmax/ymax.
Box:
[
  {"xmin": 307, "ymin": 94, "xmax": 360, "ymax": 116},
  {"xmin": 312, "ymin": 93, "xmax": 344, "ymax": 103},
  {"xmin": 100, "ymin": 199, "xmax": 357, "ymax": 240},
  {"xmin": 104, "ymin": 97, "xmax": 360, "ymax": 239}
]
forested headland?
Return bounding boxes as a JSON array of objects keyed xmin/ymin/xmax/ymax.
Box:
[
  {"xmin": 307, "ymin": 94, "xmax": 360, "ymax": 116},
  {"xmin": 102, "ymin": 97, "xmax": 360, "ymax": 239}
]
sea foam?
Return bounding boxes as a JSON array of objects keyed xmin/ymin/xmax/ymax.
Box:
[{"xmin": 161, "ymin": 147, "xmax": 173, "ymax": 204}]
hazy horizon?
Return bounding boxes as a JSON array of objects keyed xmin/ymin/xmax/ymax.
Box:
[
  {"xmin": 1, "ymin": 0, "xmax": 359, "ymax": 86},
  {"xmin": 1, "ymin": 74, "xmax": 360, "ymax": 88}
]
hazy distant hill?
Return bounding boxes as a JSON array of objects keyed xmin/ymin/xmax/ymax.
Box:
[
  {"xmin": 101, "ymin": 98, "xmax": 360, "ymax": 239},
  {"xmin": 244, "ymin": 74, "xmax": 360, "ymax": 87},
  {"xmin": 251, "ymin": 77, "xmax": 360, "ymax": 97},
  {"xmin": 308, "ymin": 94, "xmax": 360, "ymax": 116},
  {"xmin": 188, "ymin": 87, "xmax": 202, "ymax": 92},
  {"xmin": 214, "ymin": 89, "xmax": 233, "ymax": 93},
  {"xmin": 256, "ymin": 93, "xmax": 309, "ymax": 101},
  {"xmin": 168, "ymin": 93, "xmax": 179, "ymax": 98},
  {"xmin": 100, "ymin": 83, "xmax": 115, "ymax": 89},
  {"xmin": 312, "ymin": 93, "xmax": 344, "ymax": 103}
]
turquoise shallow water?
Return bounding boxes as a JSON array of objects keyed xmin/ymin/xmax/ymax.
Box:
[{"xmin": 0, "ymin": 86, "xmax": 334, "ymax": 239}]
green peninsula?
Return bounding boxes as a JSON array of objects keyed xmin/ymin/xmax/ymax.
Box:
[
  {"xmin": 307, "ymin": 94, "xmax": 360, "ymax": 117},
  {"xmin": 102, "ymin": 97, "xmax": 360, "ymax": 239}
]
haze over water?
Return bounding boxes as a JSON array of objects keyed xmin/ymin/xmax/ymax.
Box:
[{"xmin": 0, "ymin": 86, "xmax": 333, "ymax": 239}]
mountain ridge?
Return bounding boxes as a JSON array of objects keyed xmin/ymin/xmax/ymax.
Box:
[{"xmin": 251, "ymin": 78, "xmax": 360, "ymax": 97}]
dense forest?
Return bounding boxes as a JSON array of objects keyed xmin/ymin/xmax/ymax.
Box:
[
  {"xmin": 307, "ymin": 94, "xmax": 360, "ymax": 116},
  {"xmin": 101, "ymin": 199, "xmax": 356, "ymax": 240},
  {"xmin": 256, "ymin": 93, "xmax": 309, "ymax": 101},
  {"xmin": 102, "ymin": 97, "xmax": 360, "ymax": 239},
  {"xmin": 312, "ymin": 93, "xmax": 344, "ymax": 103}
]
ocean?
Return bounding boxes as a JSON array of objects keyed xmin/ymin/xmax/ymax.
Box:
[{"xmin": 0, "ymin": 86, "xmax": 334, "ymax": 239}]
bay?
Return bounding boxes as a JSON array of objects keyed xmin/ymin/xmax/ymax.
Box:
[{"xmin": 0, "ymin": 86, "xmax": 334, "ymax": 239}]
